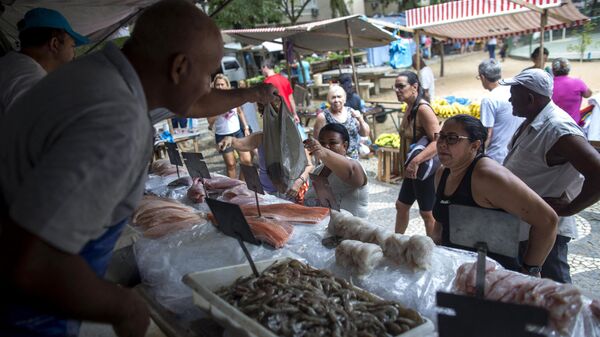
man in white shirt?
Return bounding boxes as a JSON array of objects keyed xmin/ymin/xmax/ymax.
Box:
[
  {"xmin": 502, "ymin": 69, "xmax": 600, "ymax": 283},
  {"xmin": 477, "ymin": 59, "xmax": 524, "ymax": 163},
  {"xmin": 412, "ymin": 54, "xmax": 435, "ymax": 101},
  {"xmin": 0, "ymin": 8, "xmax": 88, "ymax": 117}
]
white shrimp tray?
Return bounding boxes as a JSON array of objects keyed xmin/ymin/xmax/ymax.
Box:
[{"xmin": 183, "ymin": 258, "xmax": 435, "ymax": 337}]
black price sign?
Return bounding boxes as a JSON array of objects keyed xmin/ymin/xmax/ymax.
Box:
[
  {"xmin": 165, "ymin": 142, "xmax": 184, "ymax": 166},
  {"xmin": 240, "ymin": 164, "xmax": 264, "ymax": 195},
  {"xmin": 309, "ymin": 173, "xmax": 340, "ymax": 211},
  {"xmin": 206, "ymin": 198, "xmax": 260, "ymax": 276},
  {"xmin": 182, "ymin": 152, "xmax": 211, "ymax": 180}
]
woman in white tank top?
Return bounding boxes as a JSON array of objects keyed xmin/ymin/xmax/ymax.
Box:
[{"xmin": 208, "ymin": 74, "xmax": 252, "ymax": 179}]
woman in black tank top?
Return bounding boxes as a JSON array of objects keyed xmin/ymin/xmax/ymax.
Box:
[{"xmin": 432, "ymin": 115, "xmax": 559, "ymax": 275}]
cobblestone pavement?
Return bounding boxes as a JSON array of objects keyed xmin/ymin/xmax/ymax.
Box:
[{"xmin": 191, "ymin": 121, "xmax": 600, "ymax": 298}]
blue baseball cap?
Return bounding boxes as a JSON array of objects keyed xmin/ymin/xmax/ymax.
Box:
[{"xmin": 18, "ymin": 8, "xmax": 89, "ymax": 46}]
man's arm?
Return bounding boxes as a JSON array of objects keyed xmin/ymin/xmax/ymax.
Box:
[
  {"xmin": 546, "ymin": 134, "xmax": 600, "ymax": 216},
  {"xmin": 188, "ymin": 84, "xmax": 276, "ymax": 118},
  {"xmin": 0, "ymin": 220, "xmax": 149, "ymax": 337},
  {"xmin": 485, "ymin": 128, "xmax": 493, "ymax": 149}
]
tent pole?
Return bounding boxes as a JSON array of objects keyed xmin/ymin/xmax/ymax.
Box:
[
  {"xmin": 439, "ymin": 39, "xmax": 445, "ymax": 78},
  {"xmin": 415, "ymin": 30, "xmax": 421, "ymax": 72},
  {"xmin": 539, "ymin": 9, "xmax": 548, "ymax": 69},
  {"xmin": 345, "ymin": 20, "xmax": 361, "ymax": 99}
]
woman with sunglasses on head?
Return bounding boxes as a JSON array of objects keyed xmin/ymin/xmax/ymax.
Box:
[
  {"xmin": 395, "ymin": 71, "xmax": 440, "ymax": 237},
  {"xmin": 433, "ymin": 114, "xmax": 558, "ymax": 274}
]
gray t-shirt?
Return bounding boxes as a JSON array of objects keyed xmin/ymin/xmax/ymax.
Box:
[
  {"xmin": 0, "ymin": 51, "xmax": 47, "ymax": 117},
  {"xmin": 304, "ymin": 160, "xmax": 369, "ymax": 218},
  {"xmin": 0, "ymin": 43, "xmax": 153, "ymax": 254},
  {"xmin": 480, "ymin": 85, "xmax": 524, "ymax": 164}
]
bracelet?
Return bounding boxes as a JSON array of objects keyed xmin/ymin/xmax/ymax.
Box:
[{"xmin": 298, "ymin": 176, "xmax": 306, "ymax": 184}]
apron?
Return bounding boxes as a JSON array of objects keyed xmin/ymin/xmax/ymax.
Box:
[{"xmin": 1, "ymin": 219, "xmax": 127, "ymax": 337}]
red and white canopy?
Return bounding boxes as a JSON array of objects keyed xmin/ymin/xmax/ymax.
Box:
[{"xmin": 405, "ymin": 0, "xmax": 588, "ymax": 41}]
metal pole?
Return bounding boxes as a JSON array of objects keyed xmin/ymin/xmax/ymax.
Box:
[
  {"xmin": 345, "ymin": 20, "xmax": 361, "ymax": 99},
  {"xmin": 415, "ymin": 30, "xmax": 421, "ymax": 71},
  {"xmin": 439, "ymin": 39, "xmax": 445, "ymax": 78},
  {"xmin": 539, "ymin": 9, "xmax": 548, "ymax": 69}
]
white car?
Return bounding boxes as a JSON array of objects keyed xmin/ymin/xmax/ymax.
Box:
[{"xmin": 220, "ymin": 56, "xmax": 246, "ymax": 88}]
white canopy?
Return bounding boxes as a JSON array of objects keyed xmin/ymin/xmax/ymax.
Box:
[
  {"xmin": 223, "ymin": 14, "xmax": 396, "ymax": 55},
  {"xmin": 0, "ymin": 1, "xmax": 158, "ymax": 47}
]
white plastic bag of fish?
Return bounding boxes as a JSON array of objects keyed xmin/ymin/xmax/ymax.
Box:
[
  {"xmin": 336, "ymin": 239, "xmax": 383, "ymax": 275},
  {"xmin": 328, "ymin": 210, "xmax": 390, "ymax": 245},
  {"xmin": 383, "ymin": 234, "xmax": 435, "ymax": 271}
]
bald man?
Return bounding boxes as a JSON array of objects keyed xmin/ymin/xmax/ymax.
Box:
[{"xmin": 0, "ymin": 1, "xmax": 275, "ymax": 336}]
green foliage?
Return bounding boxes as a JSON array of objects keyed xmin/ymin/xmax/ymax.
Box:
[
  {"xmin": 330, "ymin": 0, "xmax": 350, "ymax": 17},
  {"xmin": 567, "ymin": 21, "xmax": 599, "ymax": 62},
  {"xmin": 211, "ymin": 0, "xmax": 283, "ymax": 29},
  {"xmin": 246, "ymin": 75, "xmax": 266, "ymax": 85}
]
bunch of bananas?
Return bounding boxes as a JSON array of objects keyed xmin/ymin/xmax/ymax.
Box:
[
  {"xmin": 375, "ymin": 133, "xmax": 400, "ymax": 148},
  {"xmin": 430, "ymin": 99, "xmax": 481, "ymax": 119}
]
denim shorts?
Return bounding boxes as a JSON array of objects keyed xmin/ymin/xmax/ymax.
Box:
[{"xmin": 215, "ymin": 129, "xmax": 245, "ymax": 154}]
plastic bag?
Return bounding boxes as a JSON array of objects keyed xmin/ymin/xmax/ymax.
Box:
[
  {"xmin": 389, "ymin": 37, "xmax": 412, "ymax": 69},
  {"xmin": 262, "ymin": 97, "xmax": 307, "ymax": 193}
]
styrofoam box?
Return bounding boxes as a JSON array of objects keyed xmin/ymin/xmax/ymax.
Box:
[{"xmin": 183, "ymin": 258, "xmax": 435, "ymax": 337}]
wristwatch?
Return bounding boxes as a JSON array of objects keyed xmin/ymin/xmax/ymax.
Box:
[{"xmin": 522, "ymin": 263, "xmax": 542, "ymax": 275}]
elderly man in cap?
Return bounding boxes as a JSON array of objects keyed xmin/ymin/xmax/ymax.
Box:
[
  {"xmin": 0, "ymin": 0, "xmax": 275, "ymax": 336},
  {"xmin": 0, "ymin": 8, "xmax": 88, "ymax": 117},
  {"xmin": 477, "ymin": 58, "xmax": 524, "ymax": 164},
  {"xmin": 502, "ymin": 69, "xmax": 600, "ymax": 283}
]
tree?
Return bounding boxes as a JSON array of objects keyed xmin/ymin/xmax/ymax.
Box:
[
  {"xmin": 568, "ymin": 21, "xmax": 598, "ymax": 63},
  {"xmin": 330, "ymin": 0, "xmax": 350, "ymax": 17},
  {"xmin": 278, "ymin": 0, "xmax": 314, "ymax": 24},
  {"xmin": 210, "ymin": 0, "xmax": 283, "ymax": 29}
]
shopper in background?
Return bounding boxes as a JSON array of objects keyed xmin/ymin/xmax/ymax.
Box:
[
  {"xmin": 339, "ymin": 73, "xmax": 363, "ymax": 111},
  {"xmin": 551, "ymin": 57, "xmax": 592, "ymax": 124},
  {"xmin": 412, "ymin": 54, "xmax": 435, "ymax": 102},
  {"xmin": 312, "ymin": 85, "xmax": 370, "ymax": 160},
  {"xmin": 487, "ymin": 37, "xmax": 497, "ymax": 59},
  {"xmin": 208, "ymin": 74, "xmax": 252, "ymax": 179},
  {"xmin": 502, "ymin": 69, "xmax": 600, "ymax": 283},
  {"xmin": 394, "ymin": 71, "xmax": 440, "ymax": 236},
  {"xmin": 525, "ymin": 47, "xmax": 551, "ymax": 74},
  {"xmin": 477, "ymin": 59, "xmax": 524, "ymax": 164}
]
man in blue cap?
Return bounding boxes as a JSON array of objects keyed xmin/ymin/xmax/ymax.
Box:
[{"xmin": 0, "ymin": 8, "xmax": 88, "ymax": 117}]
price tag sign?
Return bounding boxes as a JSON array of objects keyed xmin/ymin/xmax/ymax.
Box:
[
  {"xmin": 240, "ymin": 164, "xmax": 264, "ymax": 195},
  {"xmin": 206, "ymin": 198, "xmax": 260, "ymax": 276},
  {"xmin": 182, "ymin": 152, "xmax": 211, "ymax": 180},
  {"xmin": 206, "ymin": 198, "xmax": 259, "ymax": 245},
  {"xmin": 309, "ymin": 173, "xmax": 340, "ymax": 211},
  {"xmin": 165, "ymin": 142, "xmax": 183, "ymax": 166}
]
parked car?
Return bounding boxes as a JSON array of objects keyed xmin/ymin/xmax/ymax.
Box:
[{"xmin": 220, "ymin": 56, "xmax": 246, "ymax": 88}]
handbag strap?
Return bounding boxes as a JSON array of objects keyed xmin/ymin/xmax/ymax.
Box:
[{"xmin": 411, "ymin": 101, "xmax": 432, "ymax": 144}]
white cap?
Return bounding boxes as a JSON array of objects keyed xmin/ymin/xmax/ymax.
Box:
[{"xmin": 499, "ymin": 68, "xmax": 553, "ymax": 97}]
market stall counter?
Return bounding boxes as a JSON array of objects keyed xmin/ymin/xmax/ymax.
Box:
[{"xmin": 118, "ymin": 163, "xmax": 600, "ymax": 337}]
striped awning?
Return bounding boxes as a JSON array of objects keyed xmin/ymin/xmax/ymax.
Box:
[
  {"xmin": 223, "ymin": 15, "xmax": 396, "ymax": 54},
  {"xmin": 405, "ymin": 0, "xmax": 588, "ymax": 41}
]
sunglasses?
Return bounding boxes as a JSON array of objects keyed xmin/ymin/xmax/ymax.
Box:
[
  {"xmin": 392, "ymin": 83, "xmax": 409, "ymax": 91},
  {"xmin": 434, "ymin": 133, "xmax": 470, "ymax": 145}
]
